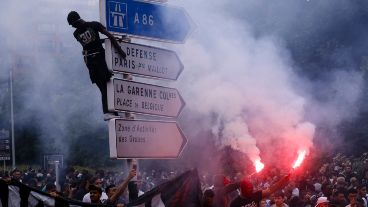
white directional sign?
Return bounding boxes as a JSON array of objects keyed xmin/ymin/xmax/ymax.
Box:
[
  {"xmin": 0, "ymin": 129, "xmax": 10, "ymax": 161},
  {"xmin": 108, "ymin": 119, "xmax": 187, "ymax": 158},
  {"xmin": 105, "ymin": 40, "xmax": 184, "ymax": 80},
  {"xmin": 107, "ymin": 78, "xmax": 185, "ymax": 117}
]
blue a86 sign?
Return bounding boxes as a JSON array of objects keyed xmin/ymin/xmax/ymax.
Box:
[{"xmin": 99, "ymin": 0, "xmax": 193, "ymax": 43}]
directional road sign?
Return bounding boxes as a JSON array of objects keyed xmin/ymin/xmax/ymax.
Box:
[
  {"xmin": 43, "ymin": 154, "xmax": 64, "ymax": 170},
  {"xmin": 107, "ymin": 78, "xmax": 185, "ymax": 117},
  {"xmin": 105, "ymin": 39, "xmax": 183, "ymax": 80},
  {"xmin": 0, "ymin": 129, "xmax": 10, "ymax": 161},
  {"xmin": 100, "ymin": 0, "xmax": 193, "ymax": 43},
  {"xmin": 108, "ymin": 119, "xmax": 187, "ymax": 158}
]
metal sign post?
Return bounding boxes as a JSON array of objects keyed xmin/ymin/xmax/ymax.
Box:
[
  {"xmin": 10, "ymin": 69, "xmax": 15, "ymax": 169},
  {"xmin": 55, "ymin": 161, "xmax": 60, "ymax": 191}
]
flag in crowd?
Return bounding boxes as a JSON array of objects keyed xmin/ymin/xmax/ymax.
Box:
[
  {"xmin": 0, "ymin": 178, "xmax": 100, "ymax": 207},
  {"xmin": 127, "ymin": 169, "xmax": 202, "ymax": 207},
  {"xmin": 0, "ymin": 169, "xmax": 202, "ymax": 207}
]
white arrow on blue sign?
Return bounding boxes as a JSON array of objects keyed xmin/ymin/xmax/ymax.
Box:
[{"xmin": 99, "ymin": 0, "xmax": 194, "ymax": 43}]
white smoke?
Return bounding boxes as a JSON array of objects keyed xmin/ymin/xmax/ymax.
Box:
[
  {"xmin": 172, "ymin": 0, "xmax": 366, "ymax": 169},
  {"xmin": 173, "ymin": 0, "xmax": 320, "ymax": 168},
  {"xmin": 0, "ymin": 0, "xmax": 364, "ymax": 169}
]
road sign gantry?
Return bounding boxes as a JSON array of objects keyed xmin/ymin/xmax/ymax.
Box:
[{"xmin": 101, "ymin": 0, "xmax": 191, "ymax": 159}]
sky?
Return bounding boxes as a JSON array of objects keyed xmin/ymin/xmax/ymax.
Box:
[{"xmin": 0, "ymin": 0, "xmax": 367, "ymax": 171}]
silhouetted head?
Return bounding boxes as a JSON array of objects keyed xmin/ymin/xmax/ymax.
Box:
[{"xmin": 67, "ymin": 11, "xmax": 82, "ymax": 27}]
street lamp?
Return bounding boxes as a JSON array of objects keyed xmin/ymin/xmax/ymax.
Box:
[{"xmin": 10, "ymin": 68, "xmax": 15, "ymax": 169}]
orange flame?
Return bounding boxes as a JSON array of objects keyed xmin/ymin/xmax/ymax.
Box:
[
  {"xmin": 292, "ymin": 150, "xmax": 306, "ymax": 169},
  {"xmin": 255, "ymin": 159, "xmax": 265, "ymax": 173}
]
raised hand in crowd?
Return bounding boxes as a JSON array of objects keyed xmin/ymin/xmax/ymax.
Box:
[{"xmin": 105, "ymin": 168, "xmax": 137, "ymax": 205}]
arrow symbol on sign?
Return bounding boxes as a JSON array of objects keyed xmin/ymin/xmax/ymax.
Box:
[
  {"xmin": 105, "ymin": 40, "xmax": 184, "ymax": 80},
  {"xmin": 107, "ymin": 78, "xmax": 185, "ymax": 117},
  {"xmin": 108, "ymin": 119, "xmax": 187, "ymax": 159}
]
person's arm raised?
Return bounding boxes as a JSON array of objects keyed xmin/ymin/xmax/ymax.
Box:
[
  {"xmin": 261, "ymin": 173, "xmax": 291, "ymax": 198},
  {"xmin": 101, "ymin": 28, "xmax": 126, "ymax": 59},
  {"xmin": 109, "ymin": 169, "xmax": 137, "ymax": 203}
]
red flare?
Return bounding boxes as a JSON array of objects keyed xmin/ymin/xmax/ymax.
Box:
[
  {"xmin": 255, "ymin": 159, "xmax": 265, "ymax": 173},
  {"xmin": 292, "ymin": 150, "xmax": 306, "ymax": 169}
]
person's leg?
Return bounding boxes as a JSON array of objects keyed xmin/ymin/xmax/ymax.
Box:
[
  {"xmin": 96, "ymin": 80, "xmax": 119, "ymax": 117},
  {"xmin": 95, "ymin": 80, "xmax": 109, "ymax": 114},
  {"xmin": 91, "ymin": 53, "xmax": 117, "ymax": 117}
]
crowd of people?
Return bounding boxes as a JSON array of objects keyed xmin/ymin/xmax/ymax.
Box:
[
  {"xmin": 199, "ymin": 152, "xmax": 368, "ymax": 207},
  {"xmin": 0, "ymin": 164, "xmax": 185, "ymax": 206},
  {"xmin": 1, "ymin": 152, "xmax": 368, "ymax": 207}
]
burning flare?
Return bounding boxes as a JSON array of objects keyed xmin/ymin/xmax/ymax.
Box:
[
  {"xmin": 292, "ymin": 150, "xmax": 306, "ymax": 169},
  {"xmin": 255, "ymin": 159, "xmax": 265, "ymax": 173}
]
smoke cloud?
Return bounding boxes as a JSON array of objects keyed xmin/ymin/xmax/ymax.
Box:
[
  {"xmin": 0, "ymin": 0, "xmax": 365, "ymax": 170},
  {"xmin": 173, "ymin": 14, "xmax": 314, "ymax": 169},
  {"xmin": 0, "ymin": 0, "xmax": 104, "ymax": 163},
  {"xmin": 173, "ymin": 0, "xmax": 364, "ymax": 169}
]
